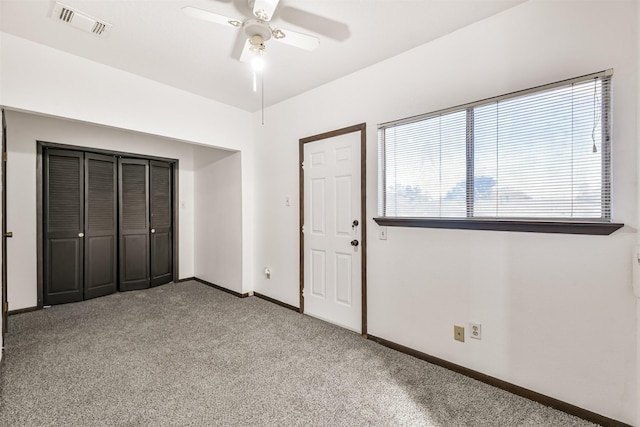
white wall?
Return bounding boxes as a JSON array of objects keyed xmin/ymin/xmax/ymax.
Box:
[
  {"xmin": 0, "ymin": 33, "xmax": 252, "ymax": 152},
  {"xmin": 252, "ymin": 0, "xmax": 637, "ymax": 423},
  {"xmin": 193, "ymin": 147, "xmax": 243, "ymax": 293},
  {"xmin": 0, "ymin": 32, "xmax": 256, "ymax": 295}
]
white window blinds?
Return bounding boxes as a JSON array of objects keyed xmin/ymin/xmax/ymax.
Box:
[{"xmin": 379, "ymin": 71, "xmax": 612, "ymax": 221}]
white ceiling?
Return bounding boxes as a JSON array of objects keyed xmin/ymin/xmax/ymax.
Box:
[{"xmin": 0, "ymin": 0, "xmax": 525, "ymax": 112}]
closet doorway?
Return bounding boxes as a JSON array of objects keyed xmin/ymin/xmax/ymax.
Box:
[{"xmin": 38, "ymin": 143, "xmax": 177, "ymax": 306}]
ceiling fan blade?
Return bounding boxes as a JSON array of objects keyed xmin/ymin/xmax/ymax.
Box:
[
  {"xmin": 252, "ymin": 0, "xmax": 280, "ymax": 21},
  {"xmin": 273, "ymin": 28, "xmax": 319, "ymax": 51},
  {"xmin": 232, "ymin": 33, "xmax": 249, "ymax": 60},
  {"xmin": 182, "ymin": 6, "xmax": 242, "ymax": 28},
  {"xmin": 279, "ymin": 6, "xmax": 350, "ymax": 41}
]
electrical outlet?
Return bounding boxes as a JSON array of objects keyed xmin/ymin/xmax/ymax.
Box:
[
  {"xmin": 470, "ymin": 322, "xmax": 482, "ymax": 340},
  {"xmin": 454, "ymin": 325, "xmax": 465, "ymax": 342}
]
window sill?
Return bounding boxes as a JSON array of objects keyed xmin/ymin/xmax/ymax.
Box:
[{"xmin": 373, "ymin": 217, "xmax": 624, "ymax": 235}]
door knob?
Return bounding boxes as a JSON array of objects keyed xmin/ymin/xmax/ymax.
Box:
[
  {"xmin": 350, "ymin": 239, "xmax": 359, "ymax": 247},
  {"xmin": 3, "ymin": 232, "xmax": 12, "ymax": 238},
  {"xmin": 151, "ymin": 229, "xmax": 156, "ymax": 234},
  {"xmin": 78, "ymin": 232, "xmax": 84, "ymax": 238},
  {"xmin": 352, "ymin": 220, "xmax": 359, "ymax": 228}
]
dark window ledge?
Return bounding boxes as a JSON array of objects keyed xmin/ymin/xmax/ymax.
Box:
[{"xmin": 373, "ymin": 217, "xmax": 624, "ymax": 235}]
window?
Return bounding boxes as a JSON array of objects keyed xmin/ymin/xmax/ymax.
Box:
[{"xmin": 376, "ymin": 70, "xmax": 622, "ymax": 235}]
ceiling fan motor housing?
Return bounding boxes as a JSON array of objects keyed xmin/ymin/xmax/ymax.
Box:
[{"xmin": 243, "ymin": 19, "xmax": 272, "ymax": 44}]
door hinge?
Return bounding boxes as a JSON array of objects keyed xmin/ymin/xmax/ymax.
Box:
[
  {"xmin": 301, "ymin": 288, "xmax": 305, "ymax": 297},
  {"xmin": 301, "ymin": 224, "xmax": 305, "ymax": 234},
  {"xmin": 2, "ymin": 152, "xmax": 7, "ymax": 162},
  {"xmin": 301, "ymin": 161, "xmax": 305, "ymax": 170},
  {"xmin": 4, "ymin": 302, "xmax": 8, "ymax": 312}
]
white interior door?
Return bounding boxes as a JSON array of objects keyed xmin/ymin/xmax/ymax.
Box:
[{"xmin": 303, "ymin": 131, "xmax": 361, "ymax": 332}]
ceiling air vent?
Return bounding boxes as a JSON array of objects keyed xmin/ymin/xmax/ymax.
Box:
[{"xmin": 51, "ymin": 2, "xmax": 113, "ymax": 37}]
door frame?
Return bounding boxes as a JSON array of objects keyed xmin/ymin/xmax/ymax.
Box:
[
  {"xmin": 299, "ymin": 123, "xmax": 367, "ymax": 337},
  {"xmin": 36, "ymin": 141, "xmax": 179, "ymax": 308},
  {"xmin": 2, "ymin": 109, "xmax": 8, "ymax": 342}
]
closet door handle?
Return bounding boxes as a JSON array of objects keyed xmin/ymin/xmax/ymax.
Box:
[
  {"xmin": 78, "ymin": 232, "xmax": 84, "ymax": 238},
  {"xmin": 151, "ymin": 229, "xmax": 156, "ymax": 234}
]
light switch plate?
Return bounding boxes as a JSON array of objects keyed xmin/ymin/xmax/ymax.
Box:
[{"xmin": 379, "ymin": 227, "xmax": 387, "ymax": 240}]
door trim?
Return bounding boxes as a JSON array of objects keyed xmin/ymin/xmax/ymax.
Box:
[
  {"xmin": 36, "ymin": 141, "xmax": 179, "ymax": 307},
  {"xmin": 299, "ymin": 123, "xmax": 367, "ymax": 336},
  {"xmin": 1, "ymin": 109, "xmax": 8, "ymax": 341}
]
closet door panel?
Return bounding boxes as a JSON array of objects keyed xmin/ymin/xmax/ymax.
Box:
[
  {"xmin": 150, "ymin": 161, "xmax": 173, "ymax": 287},
  {"xmin": 123, "ymin": 234, "xmax": 148, "ymax": 278},
  {"xmin": 84, "ymin": 153, "xmax": 117, "ymax": 299},
  {"xmin": 119, "ymin": 158, "xmax": 150, "ymax": 291},
  {"xmin": 44, "ymin": 149, "xmax": 84, "ymax": 305}
]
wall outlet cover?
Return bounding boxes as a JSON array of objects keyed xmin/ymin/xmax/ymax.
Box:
[
  {"xmin": 454, "ymin": 325, "xmax": 465, "ymax": 342},
  {"xmin": 470, "ymin": 322, "xmax": 482, "ymax": 340}
]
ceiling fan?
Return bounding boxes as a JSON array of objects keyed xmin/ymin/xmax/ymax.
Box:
[{"xmin": 182, "ymin": 0, "xmax": 320, "ymax": 66}]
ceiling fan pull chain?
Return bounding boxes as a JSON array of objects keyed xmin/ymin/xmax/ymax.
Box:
[{"xmin": 253, "ymin": 71, "xmax": 257, "ymax": 93}]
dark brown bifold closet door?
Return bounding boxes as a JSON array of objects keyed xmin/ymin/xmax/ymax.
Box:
[
  {"xmin": 149, "ymin": 161, "xmax": 173, "ymax": 287},
  {"xmin": 118, "ymin": 158, "xmax": 150, "ymax": 291},
  {"xmin": 84, "ymin": 153, "xmax": 117, "ymax": 299},
  {"xmin": 44, "ymin": 149, "xmax": 84, "ymax": 305}
]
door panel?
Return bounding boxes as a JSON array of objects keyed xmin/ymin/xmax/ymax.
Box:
[
  {"xmin": 335, "ymin": 176, "xmax": 352, "ymax": 236},
  {"xmin": 49, "ymin": 239, "xmax": 81, "ymax": 292},
  {"xmin": 303, "ymin": 132, "xmax": 361, "ymax": 332},
  {"xmin": 119, "ymin": 159, "xmax": 149, "ymax": 291},
  {"xmin": 87, "ymin": 236, "xmax": 115, "ymax": 286},
  {"xmin": 151, "ymin": 232, "xmax": 171, "ymax": 278},
  {"xmin": 44, "ymin": 149, "xmax": 84, "ymax": 305},
  {"xmin": 310, "ymin": 178, "xmax": 325, "ymax": 234},
  {"xmin": 310, "ymin": 249, "xmax": 326, "ymax": 298},
  {"xmin": 150, "ymin": 161, "xmax": 173, "ymax": 287},
  {"xmin": 122, "ymin": 235, "xmax": 148, "ymax": 281},
  {"xmin": 84, "ymin": 153, "xmax": 117, "ymax": 299},
  {"xmin": 335, "ymin": 253, "xmax": 352, "ymax": 306}
]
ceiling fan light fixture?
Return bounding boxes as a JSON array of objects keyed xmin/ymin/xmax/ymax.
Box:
[
  {"xmin": 249, "ymin": 34, "xmax": 264, "ymax": 46},
  {"xmin": 252, "ymin": 56, "xmax": 265, "ymax": 72}
]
